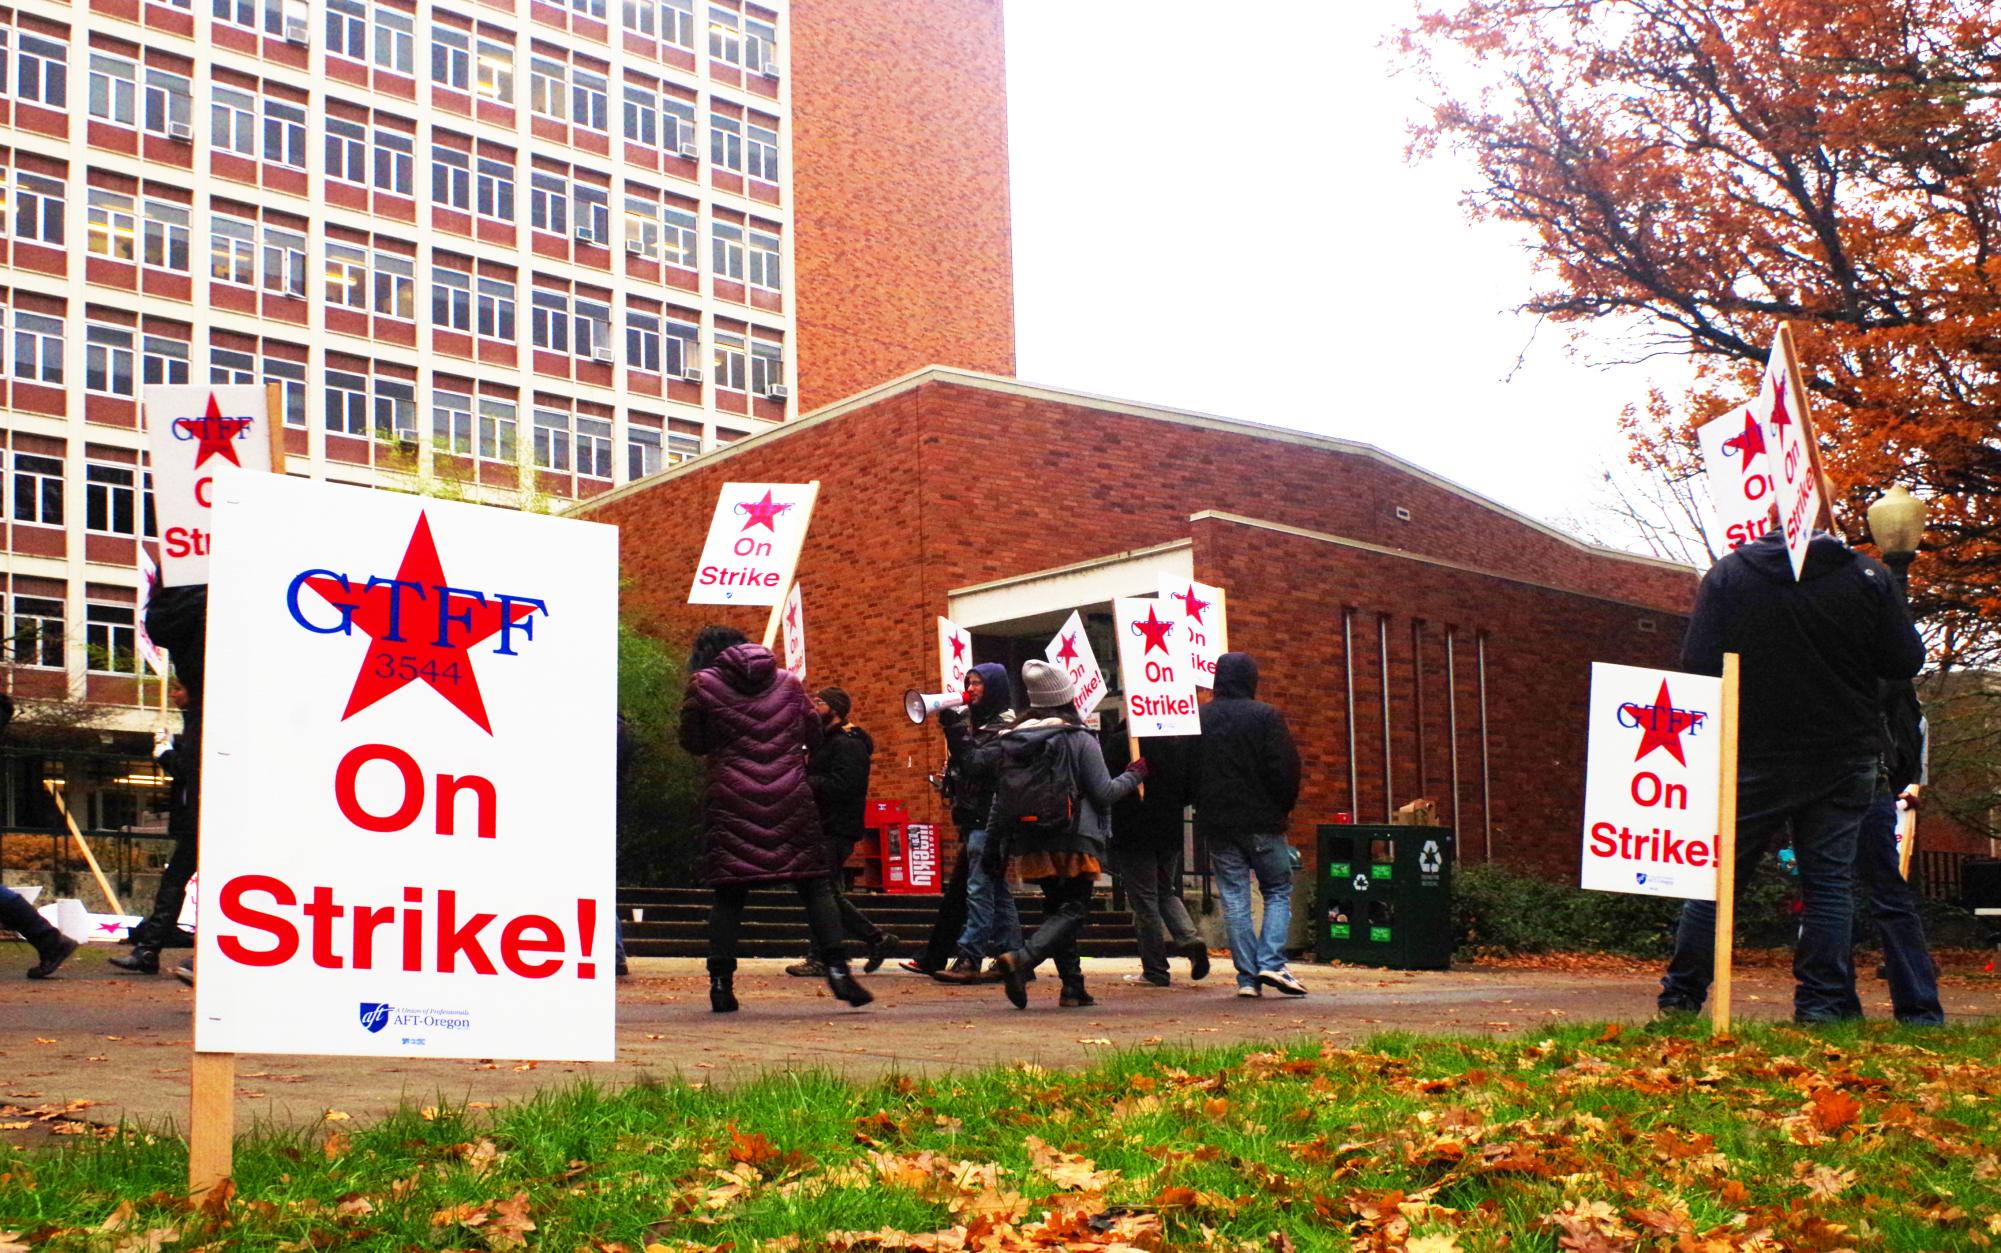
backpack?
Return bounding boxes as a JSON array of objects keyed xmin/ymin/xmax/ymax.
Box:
[{"xmin": 992, "ymin": 731, "xmax": 1081, "ymax": 841}]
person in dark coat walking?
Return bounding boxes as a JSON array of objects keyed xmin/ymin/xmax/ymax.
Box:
[
  {"xmin": 1659, "ymin": 527, "xmax": 1925, "ymax": 1022},
  {"xmin": 1193, "ymin": 651, "xmax": 1305, "ymax": 997},
  {"xmin": 1853, "ymin": 679, "xmax": 1942, "ymax": 1024},
  {"xmin": 0, "ymin": 694, "xmax": 79, "ymax": 979},
  {"xmin": 905, "ymin": 661, "xmax": 1020, "ymax": 980},
  {"xmin": 787, "ymin": 687, "xmax": 899, "ymax": 977},
  {"xmin": 678, "ymin": 625, "xmax": 871, "ymax": 1012},
  {"xmin": 1107, "ymin": 726, "xmax": 1208, "ymax": 987}
]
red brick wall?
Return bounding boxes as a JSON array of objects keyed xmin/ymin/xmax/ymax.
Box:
[
  {"xmin": 789, "ymin": 0, "xmax": 1017, "ymax": 411},
  {"xmin": 584, "ymin": 377, "xmax": 1696, "ymax": 875}
]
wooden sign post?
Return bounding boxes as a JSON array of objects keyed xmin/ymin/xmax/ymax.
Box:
[
  {"xmin": 1711, "ymin": 652, "xmax": 1741, "ymax": 1036},
  {"xmin": 757, "ymin": 481, "xmax": 818, "ymax": 649}
]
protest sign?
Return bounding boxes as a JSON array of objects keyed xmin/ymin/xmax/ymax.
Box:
[
  {"xmin": 687, "ymin": 481, "xmax": 819, "ymax": 605},
  {"xmin": 1695, "ymin": 400, "xmax": 1776, "ymax": 554},
  {"xmin": 142, "ymin": 384, "xmax": 279, "ymax": 586},
  {"xmin": 1158, "ymin": 577, "xmax": 1228, "ymax": 688},
  {"xmin": 1111, "ymin": 598, "xmax": 1200, "ymax": 736},
  {"xmin": 195, "ymin": 474, "xmax": 618, "ymax": 1061},
  {"xmin": 779, "ymin": 582, "xmax": 807, "ymax": 681},
  {"xmin": 938, "ymin": 616, "xmax": 971, "ymax": 694},
  {"xmin": 1044, "ymin": 610, "xmax": 1108, "ymax": 722},
  {"xmin": 1580, "ymin": 662, "xmax": 1722, "ymax": 901},
  {"xmin": 1760, "ymin": 326, "xmax": 1825, "ymax": 580}
]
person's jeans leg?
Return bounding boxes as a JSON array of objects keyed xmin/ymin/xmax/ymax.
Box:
[
  {"xmin": 956, "ymin": 828, "xmax": 999, "ymax": 961},
  {"xmin": 1021, "ymin": 875, "xmax": 1091, "ymax": 969},
  {"xmin": 0, "ymin": 885, "xmax": 64, "ymax": 954},
  {"xmin": 795, "ymin": 876, "xmax": 851, "ymax": 967},
  {"xmin": 1659, "ymin": 767, "xmax": 1788, "ymax": 1011},
  {"xmin": 1119, "ymin": 843, "xmax": 1171, "ymax": 982},
  {"xmin": 919, "ymin": 846, "xmax": 971, "ymax": 969},
  {"xmin": 1209, "ymin": 841, "xmax": 1257, "ymax": 989},
  {"xmin": 1790, "ymin": 760, "xmax": 1875, "ymax": 1023},
  {"xmin": 1249, "ymin": 834, "xmax": 1294, "ymax": 974},
  {"xmin": 1854, "ymin": 795, "xmax": 1943, "ymax": 1024},
  {"xmin": 991, "ymin": 851, "xmax": 1022, "ymax": 955}
]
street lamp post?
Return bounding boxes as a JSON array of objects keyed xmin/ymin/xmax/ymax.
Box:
[{"xmin": 1866, "ymin": 485, "xmax": 1927, "ymax": 593}]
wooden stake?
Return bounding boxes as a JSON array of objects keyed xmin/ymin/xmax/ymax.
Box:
[
  {"xmin": 761, "ymin": 581, "xmax": 789, "ymax": 650},
  {"xmin": 43, "ymin": 780, "xmax": 123, "ymax": 916},
  {"xmin": 265, "ymin": 383, "xmax": 288, "ymax": 473},
  {"xmin": 188, "ymin": 1050, "xmax": 235, "ymax": 1197},
  {"xmin": 1897, "ymin": 785, "xmax": 1920, "ymax": 881},
  {"xmin": 1775, "ymin": 323, "xmax": 1834, "ymax": 531},
  {"xmin": 1712, "ymin": 652, "xmax": 1741, "ymax": 1037}
]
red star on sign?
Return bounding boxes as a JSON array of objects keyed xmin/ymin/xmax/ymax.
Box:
[
  {"xmin": 1722, "ymin": 410, "xmax": 1766, "ymax": 460},
  {"xmin": 949, "ymin": 632, "xmax": 967, "ymax": 663},
  {"xmin": 187, "ymin": 393, "xmax": 253, "ymax": 470},
  {"xmin": 1622, "ymin": 680, "xmax": 1703, "ymax": 767},
  {"xmin": 738, "ymin": 490, "xmax": 792, "ymax": 532},
  {"xmin": 786, "ymin": 602, "xmax": 799, "ymax": 630},
  {"xmin": 307, "ymin": 513, "xmax": 539, "ymax": 734},
  {"xmin": 1134, "ymin": 605, "xmax": 1176, "ymax": 656},
  {"xmin": 1055, "ymin": 632, "xmax": 1080, "ymax": 665},
  {"xmin": 1768, "ymin": 377, "xmax": 1792, "ymax": 437},
  {"xmin": 1172, "ymin": 584, "xmax": 1211, "ymax": 624}
]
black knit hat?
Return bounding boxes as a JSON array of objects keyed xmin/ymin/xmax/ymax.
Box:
[{"xmin": 817, "ymin": 687, "xmax": 852, "ymax": 720}]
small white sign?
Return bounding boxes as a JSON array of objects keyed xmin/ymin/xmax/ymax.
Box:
[
  {"xmin": 779, "ymin": 582, "xmax": 807, "ymax": 682},
  {"xmin": 1157, "ymin": 577, "xmax": 1228, "ymax": 689},
  {"xmin": 1043, "ymin": 610, "xmax": 1108, "ymax": 721},
  {"xmin": 142, "ymin": 384, "xmax": 276, "ymax": 587},
  {"xmin": 1580, "ymin": 662, "xmax": 1721, "ymax": 901},
  {"xmin": 687, "ymin": 481, "xmax": 818, "ymax": 605},
  {"xmin": 1760, "ymin": 331, "xmax": 1822, "ymax": 580},
  {"xmin": 1111, "ymin": 598, "xmax": 1201, "ymax": 737},
  {"xmin": 196, "ymin": 475, "xmax": 618, "ymax": 1060},
  {"xmin": 938, "ymin": 615, "xmax": 971, "ymax": 694},
  {"xmin": 1695, "ymin": 400, "xmax": 1776, "ymax": 555}
]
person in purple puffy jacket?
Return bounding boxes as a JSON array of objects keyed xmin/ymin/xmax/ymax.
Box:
[{"xmin": 679, "ymin": 625, "xmax": 872, "ymax": 1013}]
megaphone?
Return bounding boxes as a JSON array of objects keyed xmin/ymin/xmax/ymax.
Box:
[{"xmin": 903, "ymin": 689, "xmax": 966, "ymax": 724}]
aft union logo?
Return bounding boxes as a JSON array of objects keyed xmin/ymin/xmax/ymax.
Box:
[{"xmin": 359, "ymin": 1002, "xmax": 392, "ymax": 1033}]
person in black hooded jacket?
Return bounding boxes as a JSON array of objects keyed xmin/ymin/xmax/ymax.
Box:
[
  {"xmin": 786, "ymin": 687, "xmax": 899, "ymax": 977},
  {"xmin": 1193, "ymin": 652, "xmax": 1305, "ymax": 997},
  {"xmin": 1659, "ymin": 527, "xmax": 1924, "ymax": 1023},
  {"xmin": 1107, "ymin": 725, "xmax": 1208, "ymax": 987}
]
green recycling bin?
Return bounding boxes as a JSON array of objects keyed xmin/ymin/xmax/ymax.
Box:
[{"xmin": 1314, "ymin": 824, "xmax": 1454, "ymax": 970}]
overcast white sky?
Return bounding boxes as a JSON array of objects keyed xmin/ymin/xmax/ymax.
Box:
[{"xmin": 1003, "ymin": 2, "xmax": 1679, "ymax": 545}]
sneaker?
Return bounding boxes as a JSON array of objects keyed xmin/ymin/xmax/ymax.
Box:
[
  {"xmin": 898, "ymin": 959, "xmax": 941, "ymax": 977},
  {"xmin": 932, "ymin": 955, "xmax": 986, "ymax": 984},
  {"xmin": 785, "ymin": 957, "xmax": 828, "ymax": 978},
  {"xmin": 862, "ymin": 932, "xmax": 901, "ymax": 974},
  {"xmin": 27, "ymin": 936, "xmax": 80, "ymax": 980},
  {"xmin": 171, "ymin": 961, "xmax": 195, "ymax": 987},
  {"xmin": 1177, "ymin": 941, "xmax": 1211, "ymax": 982},
  {"xmin": 1122, "ymin": 973, "xmax": 1170, "ymax": 988},
  {"xmin": 1258, "ymin": 968, "xmax": 1308, "ymax": 997},
  {"xmin": 1235, "ymin": 985, "xmax": 1262, "ymax": 998}
]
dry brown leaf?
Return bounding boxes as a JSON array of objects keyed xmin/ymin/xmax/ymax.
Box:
[
  {"xmin": 484, "ymin": 1192, "xmax": 535, "ymax": 1249},
  {"xmin": 1407, "ymin": 1236, "xmax": 1464, "ymax": 1253},
  {"xmin": 1801, "ymin": 1163, "xmax": 1858, "ymax": 1200},
  {"xmin": 1808, "ymin": 1088, "xmax": 1863, "ymax": 1133}
]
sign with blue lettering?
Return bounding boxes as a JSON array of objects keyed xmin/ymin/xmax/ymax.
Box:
[
  {"xmin": 142, "ymin": 384, "xmax": 277, "ymax": 587},
  {"xmin": 687, "ymin": 481, "xmax": 819, "ymax": 605},
  {"xmin": 1580, "ymin": 662, "xmax": 1721, "ymax": 902}
]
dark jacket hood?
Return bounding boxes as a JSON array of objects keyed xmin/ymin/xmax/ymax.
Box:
[
  {"xmin": 1214, "ymin": 652, "xmax": 1259, "ymax": 699},
  {"xmin": 1737, "ymin": 529, "xmax": 1855, "ymax": 583},
  {"xmin": 712, "ymin": 643, "xmax": 778, "ymax": 695},
  {"xmin": 838, "ymin": 722, "xmax": 875, "ymax": 754},
  {"xmin": 969, "ymin": 661, "xmax": 1012, "ymax": 725}
]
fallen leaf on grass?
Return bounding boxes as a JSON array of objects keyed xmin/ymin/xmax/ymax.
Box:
[
  {"xmin": 1024, "ymin": 1136, "xmax": 1118, "ymax": 1193},
  {"xmin": 1809, "ymin": 1088, "xmax": 1863, "ymax": 1133},
  {"xmin": 321, "ymin": 1109, "xmax": 351, "ymax": 1123},
  {"xmin": 1800, "ymin": 1162, "xmax": 1858, "ymax": 1200},
  {"xmin": 1406, "ymin": 1236, "xmax": 1463, "ymax": 1253},
  {"xmin": 112, "ymin": 1228, "xmax": 179, "ymax": 1253}
]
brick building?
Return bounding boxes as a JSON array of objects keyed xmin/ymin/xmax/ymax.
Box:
[{"xmin": 581, "ymin": 369, "xmax": 1699, "ymax": 877}]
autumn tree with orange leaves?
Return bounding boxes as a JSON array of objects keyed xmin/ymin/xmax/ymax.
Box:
[{"xmin": 1402, "ymin": 0, "xmax": 2001, "ymax": 670}]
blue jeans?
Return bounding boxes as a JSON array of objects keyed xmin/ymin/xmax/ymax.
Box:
[
  {"xmin": 1210, "ymin": 834, "xmax": 1294, "ymax": 988},
  {"xmin": 1856, "ymin": 794, "xmax": 1944, "ymax": 1025},
  {"xmin": 1660, "ymin": 756, "xmax": 1875, "ymax": 1023},
  {"xmin": 955, "ymin": 828, "xmax": 1020, "ymax": 961}
]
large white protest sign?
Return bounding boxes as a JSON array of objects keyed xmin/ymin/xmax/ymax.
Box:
[
  {"xmin": 1112, "ymin": 598, "xmax": 1200, "ymax": 736},
  {"xmin": 1157, "ymin": 577, "xmax": 1227, "ymax": 689},
  {"xmin": 1695, "ymin": 400, "xmax": 1776, "ymax": 555},
  {"xmin": 938, "ymin": 616, "xmax": 971, "ymax": 694},
  {"xmin": 196, "ymin": 475, "xmax": 618, "ymax": 1060},
  {"xmin": 1044, "ymin": 611, "xmax": 1108, "ymax": 722},
  {"xmin": 142, "ymin": 385, "xmax": 277, "ymax": 586},
  {"xmin": 779, "ymin": 582, "xmax": 807, "ymax": 681},
  {"xmin": 1580, "ymin": 662, "xmax": 1721, "ymax": 901},
  {"xmin": 687, "ymin": 481, "xmax": 819, "ymax": 605},
  {"xmin": 1760, "ymin": 328, "xmax": 1823, "ymax": 580}
]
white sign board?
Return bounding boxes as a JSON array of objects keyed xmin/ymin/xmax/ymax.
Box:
[
  {"xmin": 938, "ymin": 616, "xmax": 971, "ymax": 694},
  {"xmin": 196, "ymin": 474, "xmax": 618, "ymax": 1060},
  {"xmin": 1044, "ymin": 610, "xmax": 1108, "ymax": 722},
  {"xmin": 1111, "ymin": 598, "xmax": 1201, "ymax": 737},
  {"xmin": 1760, "ymin": 330, "xmax": 1822, "ymax": 580},
  {"xmin": 1157, "ymin": 577, "xmax": 1228, "ymax": 689},
  {"xmin": 1695, "ymin": 400, "xmax": 1776, "ymax": 555},
  {"xmin": 779, "ymin": 582, "xmax": 807, "ymax": 681},
  {"xmin": 687, "ymin": 481, "xmax": 818, "ymax": 605},
  {"xmin": 142, "ymin": 385, "xmax": 276, "ymax": 587},
  {"xmin": 1580, "ymin": 662, "xmax": 1721, "ymax": 901}
]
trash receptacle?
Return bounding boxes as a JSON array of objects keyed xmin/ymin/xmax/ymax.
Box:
[{"xmin": 1314, "ymin": 824, "xmax": 1454, "ymax": 970}]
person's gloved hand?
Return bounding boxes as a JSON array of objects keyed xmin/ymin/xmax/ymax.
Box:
[
  {"xmin": 937, "ymin": 704, "xmax": 967, "ymax": 728},
  {"xmin": 152, "ymin": 726, "xmax": 173, "ymax": 759},
  {"xmin": 1125, "ymin": 758, "xmax": 1150, "ymax": 782}
]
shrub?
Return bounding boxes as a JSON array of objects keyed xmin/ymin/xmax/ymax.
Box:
[
  {"xmin": 1452, "ymin": 860, "xmax": 1801, "ymax": 956},
  {"xmin": 616, "ymin": 622, "xmax": 703, "ymax": 886}
]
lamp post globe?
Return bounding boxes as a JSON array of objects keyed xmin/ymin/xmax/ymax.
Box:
[{"xmin": 1867, "ymin": 485, "xmax": 1927, "ymax": 590}]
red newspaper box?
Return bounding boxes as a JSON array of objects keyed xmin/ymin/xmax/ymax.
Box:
[
  {"xmin": 893, "ymin": 823, "xmax": 941, "ymax": 894},
  {"xmin": 860, "ymin": 800, "xmax": 940, "ymax": 894}
]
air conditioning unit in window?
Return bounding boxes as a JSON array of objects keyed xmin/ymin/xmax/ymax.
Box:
[
  {"xmin": 625, "ymin": 237, "xmax": 646, "ymax": 254},
  {"xmin": 591, "ymin": 347, "xmax": 614, "ymax": 364},
  {"xmin": 762, "ymin": 62, "xmax": 781, "ymax": 80},
  {"xmin": 765, "ymin": 383, "xmax": 789, "ymax": 401},
  {"xmin": 681, "ymin": 366, "xmax": 703, "ymax": 384},
  {"xmin": 575, "ymin": 226, "xmax": 599, "ymax": 244},
  {"xmin": 168, "ymin": 121, "xmax": 194, "ymax": 141},
  {"xmin": 284, "ymin": 19, "xmax": 310, "ymax": 43},
  {"xmin": 677, "ymin": 139, "xmax": 699, "ymax": 159}
]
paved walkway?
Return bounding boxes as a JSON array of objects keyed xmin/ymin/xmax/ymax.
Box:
[{"xmin": 3, "ymin": 945, "xmax": 1996, "ymax": 1137}]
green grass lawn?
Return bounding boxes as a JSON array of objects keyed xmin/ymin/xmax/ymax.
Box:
[{"xmin": 4, "ymin": 1019, "xmax": 2000, "ymax": 1251}]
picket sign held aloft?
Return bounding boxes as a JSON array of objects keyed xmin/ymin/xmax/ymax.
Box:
[
  {"xmin": 779, "ymin": 582, "xmax": 807, "ymax": 682},
  {"xmin": 1111, "ymin": 598, "xmax": 1200, "ymax": 737},
  {"xmin": 1044, "ymin": 610, "xmax": 1108, "ymax": 725},
  {"xmin": 1761, "ymin": 325, "xmax": 1827, "ymax": 580},
  {"xmin": 1157, "ymin": 577, "xmax": 1228, "ymax": 689},
  {"xmin": 142, "ymin": 384, "xmax": 282, "ymax": 587},
  {"xmin": 1579, "ymin": 662, "xmax": 1723, "ymax": 902},
  {"xmin": 1695, "ymin": 399, "xmax": 1777, "ymax": 556},
  {"xmin": 687, "ymin": 482, "xmax": 819, "ymax": 606},
  {"xmin": 938, "ymin": 615, "xmax": 972, "ymax": 695}
]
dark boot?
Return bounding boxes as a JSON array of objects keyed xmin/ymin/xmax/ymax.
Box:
[
  {"xmin": 110, "ymin": 946, "xmax": 160, "ymax": 974},
  {"xmin": 862, "ymin": 931, "xmax": 901, "ymax": 974},
  {"xmin": 709, "ymin": 973, "xmax": 738, "ymax": 1013},
  {"xmin": 825, "ymin": 963, "xmax": 873, "ymax": 1007},
  {"xmin": 27, "ymin": 936, "xmax": 79, "ymax": 981},
  {"xmin": 998, "ymin": 949, "xmax": 1034, "ymax": 1010},
  {"xmin": 785, "ymin": 957, "xmax": 828, "ymax": 978},
  {"xmin": 932, "ymin": 954, "xmax": 985, "ymax": 984},
  {"xmin": 1058, "ymin": 978, "xmax": 1095, "ymax": 1008}
]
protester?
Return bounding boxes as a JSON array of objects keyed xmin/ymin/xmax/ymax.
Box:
[
  {"xmin": 1193, "ymin": 652, "xmax": 1305, "ymax": 997},
  {"xmin": 1659, "ymin": 526, "xmax": 1925, "ymax": 1022},
  {"xmin": 1106, "ymin": 727, "xmax": 1208, "ymax": 986},
  {"xmin": 980, "ymin": 659, "xmax": 1146, "ymax": 1009},
  {"xmin": 787, "ymin": 687, "xmax": 899, "ymax": 977},
  {"xmin": 113, "ymin": 585, "xmax": 207, "ymax": 977},
  {"xmin": 1851, "ymin": 679, "xmax": 1942, "ymax": 1024},
  {"xmin": 678, "ymin": 625, "xmax": 870, "ymax": 1012},
  {"xmin": 0, "ymin": 694, "xmax": 79, "ymax": 980}
]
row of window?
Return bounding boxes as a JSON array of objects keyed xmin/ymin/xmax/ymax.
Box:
[{"xmin": 5, "ymin": 592, "xmax": 140, "ymax": 677}]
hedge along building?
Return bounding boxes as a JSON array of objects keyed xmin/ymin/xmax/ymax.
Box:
[{"xmin": 579, "ymin": 367, "xmax": 1698, "ymax": 880}]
